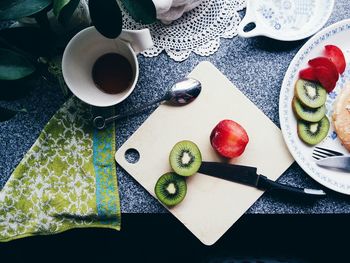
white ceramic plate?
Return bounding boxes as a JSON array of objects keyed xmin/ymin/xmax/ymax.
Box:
[
  {"xmin": 238, "ymin": 0, "xmax": 334, "ymax": 41},
  {"xmin": 280, "ymin": 19, "xmax": 350, "ymax": 194}
]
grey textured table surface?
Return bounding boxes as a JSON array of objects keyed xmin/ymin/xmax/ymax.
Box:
[{"xmin": 1, "ymin": 0, "xmax": 350, "ymax": 213}]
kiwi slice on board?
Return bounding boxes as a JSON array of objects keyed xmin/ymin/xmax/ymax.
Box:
[
  {"xmin": 292, "ymin": 97, "xmax": 326, "ymax": 122},
  {"xmin": 154, "ymin": 172, "xmax": 187, "ymax": 207},
  {"xmin": 297, "ymin": 116, "xmax": 330, "ymax": 145},
  {"xmin": 295, "ymin": 79, "xmax": 327, "ymax": 108},
  {"xmin": 169, "ymin": 140, "xmax": 202, "ymax": 176}
]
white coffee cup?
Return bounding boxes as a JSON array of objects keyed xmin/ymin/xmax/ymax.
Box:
[{"xmin": 62, "ymin": 26, "xmax": 153, "ymax": 107}]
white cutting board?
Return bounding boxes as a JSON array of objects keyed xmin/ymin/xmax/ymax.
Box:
[{"xmin": 116, "ymin": 62, "xmax": 294, "ymax": 245}]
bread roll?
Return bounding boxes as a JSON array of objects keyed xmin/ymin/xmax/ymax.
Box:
[{"xmin": 333, "ymin": 82, "xmax": 350, "ymax": 152}]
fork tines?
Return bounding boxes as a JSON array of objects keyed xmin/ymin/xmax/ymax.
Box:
[{"xmin": 312, "ymin": 147, "xmax": 344, "ymax": 160}]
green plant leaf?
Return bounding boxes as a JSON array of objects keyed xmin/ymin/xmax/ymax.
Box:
[
  {"xmin": 89, "ymin": 0, "xmax": 123, "ymax": 38},
  {"xmin": 0, "ymin": 0, "xmax": 52, "ymax": 20},
  {"xmin": 53, "ymin": 0, "xmax": 80, "ymax": 26},
  {"xmin": 120, "ymin": 0, "xmax": 156, "ymax": 24},
  {"xmin": 89, "ymin": 0, "xmax": 123, "ymax": 39},
  {"xmin": 0, "ymin": 27, "xmax": 54, "ymax": 57},
  {"xmin": 0, "ymin": 106, "xmax": 17, "ymax": 122},
  {"xmin": 53, "ymin": 0, "xmax": 71, "ymax": 15},
  {"xmin": 0, "ymin": 48, "xmax": 36, "ymax": 81}
]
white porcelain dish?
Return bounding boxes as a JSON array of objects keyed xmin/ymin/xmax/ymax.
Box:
[
  {"xmin": 279, "ymin": 19, "xmax": 350, "ymax": 194},
  {"xmin": 238, "ymin": 0, "xmax": 334, "ymax": 41}
]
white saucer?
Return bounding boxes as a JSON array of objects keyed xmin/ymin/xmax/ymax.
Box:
[{"xmin": 238, "ymin": 0, "xmax": 334, "ymax": 41}]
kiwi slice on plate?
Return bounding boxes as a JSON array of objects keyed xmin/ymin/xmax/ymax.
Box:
[
  {"xmin": 155, "ymin": 172, "xmax": 187, "ymax": 207},
  {"xmin": 295, "ymin": 79, "xmax": 327, "ymax": 108},
  {"xmin": 297, "ymin": 116, "xmax": 330, "ymax": 145},
  {"xmin": 169, "ymin": 140, "xmax": 202, "ymax": 176},
  {"xmin": 292, "ymin": 97, "xmax": 326, "ymax": 122}
]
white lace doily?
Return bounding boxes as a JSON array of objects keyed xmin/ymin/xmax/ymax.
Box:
[{"xmin": 122, "ymin": 0, "xmax": 246, "ymax": 61}]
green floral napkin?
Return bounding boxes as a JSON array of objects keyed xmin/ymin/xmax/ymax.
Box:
[{"xmin": 0, "ymin": 97, "xmax": 121, "ymax": 241}]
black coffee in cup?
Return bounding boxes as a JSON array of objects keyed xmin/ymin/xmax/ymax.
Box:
[{"xmin": 92, "ymin": 53, "xmax": 133, "ymax": 94}]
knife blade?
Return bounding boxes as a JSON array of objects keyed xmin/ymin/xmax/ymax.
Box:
[
  {"xmin": 198, "ymin": 162, "xmax": 326, "ymax": 196},
  {"xmin": 316, "ymin": 156, "xmax": 350, "ymax": 172}
]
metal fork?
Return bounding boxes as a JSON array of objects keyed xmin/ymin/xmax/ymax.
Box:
[{"xmin": 312, "ymin": 147, "xmax": 344, "ymax": 160}]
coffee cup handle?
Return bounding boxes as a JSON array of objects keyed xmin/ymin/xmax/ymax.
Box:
[{"xmin": 119, "ymin": 29, "xmax": 154, "ymax": 54}]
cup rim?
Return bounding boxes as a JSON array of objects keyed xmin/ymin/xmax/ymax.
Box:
[{"xmin": 62, "ymin": 26, "xmax": 139, "ymax": 107}]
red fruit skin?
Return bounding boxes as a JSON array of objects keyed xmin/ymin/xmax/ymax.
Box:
[
  {"xmin": 299, "ymin": 67, "xmax": 317, "ymax": 81},
  {"xmin": 324, "ymin": 45, "xmax": 346, "ymax": 74},
  {"xmin": 308, "ymin": 56, "xmax": 339, "ymax": 82},
  {"xmin": 210, "ymin": 120, "xmax": 249, "ymax": 158},
  {"xmin": 314, "ymin": 66, "xmax": 337, "ymax": 93}
]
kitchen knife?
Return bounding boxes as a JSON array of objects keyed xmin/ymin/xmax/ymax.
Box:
[
  {"xmin": 198, "ymin": 162, "xmax": 326, "ymax": 196},
  {"xmin": 316, "ymin": 156, "xmax": 350, "ymax": 172}
]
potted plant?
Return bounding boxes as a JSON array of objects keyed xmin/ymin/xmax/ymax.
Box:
[
  {"xmin": 0, "ymin": 0, "xmax": 157, "ymax": 121},
  {"xmin": 0, "ymin": 0, "xmax": 204, "ymax": 121}
]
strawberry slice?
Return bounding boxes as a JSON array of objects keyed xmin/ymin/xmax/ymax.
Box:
[
  {"xmin": 308, "ymin": 57, "xmax": 339, "ymax": 82},
  {"xmin": 314, "ymin": 66, "xmax": 337, "ymax": 93},
  {"xmin": 324, "ymin": 45, "xmax": 346, "ymax": 74},
  {"xmin": 299, "ymin": 67, "xmax": 317, "ymax": 81}
]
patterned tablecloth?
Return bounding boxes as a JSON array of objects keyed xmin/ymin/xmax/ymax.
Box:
[{"xmin": 1, "ymin": 0, "xmax": 350, "ymax": 213}]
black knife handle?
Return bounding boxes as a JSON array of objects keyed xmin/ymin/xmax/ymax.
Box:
[{"xmin": 257, "ymin": 175, "xmax": 326, "ymax": 196}]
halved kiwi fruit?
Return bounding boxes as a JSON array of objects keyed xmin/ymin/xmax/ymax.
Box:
[
  {"xmin": 169, "ymin": 140, "xmax": 202, "ymax": 177},
  {"xmin": 297, "ymin": 116, "xmax": 330, "ymax": 145},
  {"xmin": 292, "ymin": 97, "xmax": 326, "ymax": 122},
  {"xmin": 295, "ymin": 79, "xmax": 327, "ymax": 108},
  {"xmin": 154, "ymin": 172, "xmax": 187, "ymax": 207}
]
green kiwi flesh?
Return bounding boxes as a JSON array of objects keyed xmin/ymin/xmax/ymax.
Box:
[
  {"xmin": 297, "ymin": 116, "xmax": 330, "ymax": 145},
  {"xmin": 295, "ymin": 79, "xmax": 327, "ymax": 108},
  {"xmin": 292, "ymin": 97, "xmax": 326, "ymax": 122},
  {"xmin": 155, "ymin": 172, "xmax": 187, "ymax": 207},
  {"xmin": 169, "ymin": 140, "xmax": 202, "ymax": 177}
]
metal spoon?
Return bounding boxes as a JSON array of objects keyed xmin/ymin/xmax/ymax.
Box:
[{"xmin": 93, "ymin": 78, "xmax": 202, "ymax": 130}]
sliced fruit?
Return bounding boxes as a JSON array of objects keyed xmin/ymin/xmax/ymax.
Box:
[
  {"xmin": 299, "ymin": 67, "xmax": 317, "ymax": 81},
  {"xmin": 210, "ymin": 120, "xmax": 249, "ymax": 158},
  {"xmin": 292, "ymin": 97, "xmax": 326, "ymax": 122},
  {"xmin": 308, "ymin": 57, "xmax": 339, "ymax": 82},
  {"xmin": 154, "ymin": 172, "xmax": 187, "ymax": 207},
  {"xmin": 295, "ymin": 79, "xmax": 327, "ymax": 108},
  {"xmin": 297, "ymin": 116, "xmax": 330, "ymax": 145},
  {"xmin": 169, "ymin": 140, "xmax": 202, "ymax": 177},
  {"xmin": 313, "ymin": 66, "xmax": 337, "ymax": 93},
  {"xmin": 324, "ymin": 45, "xmax": 346, "ymax": 74}
]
